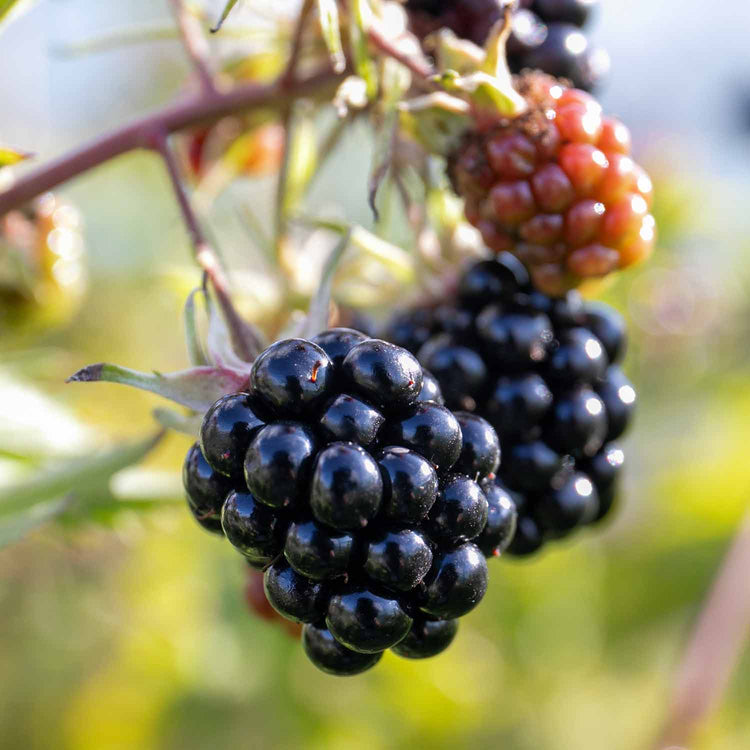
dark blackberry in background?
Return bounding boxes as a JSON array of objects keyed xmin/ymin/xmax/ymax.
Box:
[
  {"xmin": 404, "ymin": 0, "xmax": 608, "ymax": 92},
  {"xmin": 382, "ymin": 252, "xmax": 636, "ymax": 557},
  {"xmin": 186, "ymin": 328, "xmax": 510, "ymax": 675}
]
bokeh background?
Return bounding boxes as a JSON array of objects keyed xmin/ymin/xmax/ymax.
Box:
[{"xmin": 2, "ymin": 1, "xmax": 750, "ymax": 748}]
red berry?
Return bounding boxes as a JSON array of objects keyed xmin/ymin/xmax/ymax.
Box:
[
  {"xmin": 601, "ymin": 193, "xmax": 649, "ymax": 247},
  {"xmin": 478, "ymin": 220, "xmax": 515, "ymax": 252},
  {"xmin": 531, "ymin": 163, "xmax": 576, "ymax": 212},
  {"xmin": 487, "ymin": 133, "xmax": 537, "ymax": 178},
  {"xmin": 489, "ymin": 180, "xmax": 537, "ymax": 226},
  {"xmin": 566, "ymin": 244, "xmax": 620, "ymax": 277},
  {"xmin": 558, "ymin": 143, "xmax": 608, "ymax": 196},
  {"xmin": 596, "ymin": 153, "xmax": 637, "ymax": 205},
  {"xmin": 597, "ymin": 118, "xmax": 631, "ymax": 154},
  {"xmin": 520, "ymin": 213, "xmax": 564, "ymax": 245},
  {"xmin": 564, "ymin": 200, "xmax": 605, "ymax": 246}
]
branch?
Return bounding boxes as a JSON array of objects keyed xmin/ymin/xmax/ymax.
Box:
[
  {"xmin": 657, "ymin": 510, "xmax": 750, "ymax": 748},
  {"xmin": 281, "ymin": 0, "xmax": 315, "ymax": 88},
  {"xmin": 168, "ymin": 0, "xmax": 216, "ymax": 93},
  {"xmin": 367, "ymin": 24, "xmax": 435, "ymax": 82},
  {"xmin": 153, "ymin": 131, "xmax": 263, "ymax": 362},
  {"xmin": 0, "ymin": 66, "xmax": 343, "ymax": 217}
]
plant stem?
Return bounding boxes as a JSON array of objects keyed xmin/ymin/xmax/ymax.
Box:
[
  {"xmin": 168, "ymin": 0, "xmax": 217, "ymax": 94},
  {"xmin": 656, "ymin": 510, "xmax": 750, "ymax": 748},
  {"xmin": 154, "ymin": 131, "xmax": 262, "ymax": 362},
  {"xmin": 281, "ymin": 0, "xmax": 315, "ymax": 88},
  {"xmin": 0, "ymin": 67, "xmax": 343, "ymax": 217}
]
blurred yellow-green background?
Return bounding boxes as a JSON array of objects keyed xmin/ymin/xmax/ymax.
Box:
[{"xmin": 2, "ymin": 1, "xmax": 750, "ymax": 749}]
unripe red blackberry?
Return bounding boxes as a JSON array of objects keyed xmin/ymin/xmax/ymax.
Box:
[
  {"xmin": 451, "ymin": 73, "xmax": 655, "ymax": 294},
  {"xmin": 188, "ymin": 329, "xmax": 511, "ymax": 675},
  {"xmin": 383, "ymin": 254, "xmax": 635, "ymax": 555}
]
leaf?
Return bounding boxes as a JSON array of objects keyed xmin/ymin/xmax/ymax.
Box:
[
  {"xmin": 205, "ymin": 292, "xmax": 264, "ymax": 371},
  {"xmin": 350, "ymin": 226, "xmax": 414, "ymax": 283},
  {"xmin": 0, "ymin": 0, "xmax": 36, "ymax": 29},
  {"xmin": 302, "ymin": 229, "xmax": 351, "ymax": 338},
  {"xmin": 428, "ymin": 29, "xmax": 485, "ymax": 75},
  {"xmin": 0, "ymin": 432, "xmax": 164, "ymax": 517},
  {"xmin": 398, "ymin": 92, "xmax": 471, "ymax": 155},
  {"xmin": 368, "ymin": 110, "xmax": 398, "ymax": 221},
  {"xmin": 67, "ymin": 362, "xmax": 249, "ymax": 412},
  {"xmin": 281, "ymin": 109, "xmax": 318, "ymax": 219},
  {"xmin": 349, "ymin": 0, "xmax": 377, "ymax": 99},
  {"xmin": 316, "ymin": 0, "xmax": 346, "ymax": 74},
  {"xmin": 0, "ymin": 144, "xmax": 32, "ymax": 166},
  {"xmin": 211, "ymin": 0, "xmax": 240, "ymax": 33},
  {"xmin": 0, "ymin": 498, "xmax": 70, "ymax": 549},
  {"xmin": 184, "ymin": 288, "xmax": 209, "ymax": 367},
  {"xmin": 152, "ymin": 407, "xmax": 203, "ymax": 437}
]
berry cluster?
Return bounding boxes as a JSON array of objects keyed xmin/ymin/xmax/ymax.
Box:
[
  {"xmin": 384, "ymin": 253, "xmax": 635, "ymax": 556},
  {"xmin": 183, "ymin": 330, "xmax": 515, "ymax": 675},
  {"xmin": 405, "ymin": 0, "xmax": 608, "ymax": 91},
  {"xmin": 451, "ymin": 72, "xmax": 655, "ymax": 294}
]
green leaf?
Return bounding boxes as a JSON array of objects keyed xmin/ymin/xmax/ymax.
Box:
[
  {"xmin": 67, "ymin": 363, "xmax": 249, "ymax": 412},
  {"xmin": 211, "ymin": 0, "xmax": 240, "ymax": 33},
  {"xmin": 0, "ymin": 432, "xmax": 164, "ymax": 517},
  {"xmin": 184, "ymin": 288, "xmax": 209, "ymax": 367},
  {"xmin": 349, "ymin": 0, "xmax": 377, "ymax": 99},
  {"xmin": 152, "ymin": 407, "xmax": 203, "ymax": 437},
  {"xmin": 398, "ymin": 92, "xmax": 471, "ymax": 155},
  {"xmin": 281, "ymin": 108, "xmax": 318, "ymax": 219},
  {"xmin": 0, "ymin": 144, "xmax": 32, "ymax": 166},
  {"xmin": 0, "ymin": 0, "xmax": 36, "ymax": 30},
  {"xmin": 302, "ymin": 229, "xmax": 351, "ymax": 338},
  {"xmin": 0, "ymin": 498, "xmax": 70, "ymax": 549},
  {"xmin": 316, "ymin": 0, "xmax": 346, "ymax": 74}
]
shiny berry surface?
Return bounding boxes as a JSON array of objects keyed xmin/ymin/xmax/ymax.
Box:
[
  {"xmin": 221, "ymin": 490, "xmax": 286, "ymax": 567},
  {"xmin": 364, "ymin": 528, "xmax": 433, "ymax": 591},
  {"xmin": 183, "ymin": 442, "xmax": 232, "ymax": 534},
  {"xmin": 342, "ymin": 339, "xmax": 423, "ymax": 410},
  {"xmin": 485, "ymin": 373, "xmax": 553, "ymax": 438},
  {"xmin": 546, "ymin": 327, "xmax": 607, "ymax": 384},
  {"xmin": 545, "ymin": 386, "xmax": 607, "ymax": 457},
  {"xmin": 319, "ymin": 394, "xmax": 385, "ymax": 447},
  {"xmin": 585, "ymin": 303, "xmax": 627, "ymax": 363},
  {"xmin": 311, "ymin": 327, "xmax": 369, "ymax": 370},
  {"xmin": 386, "ymin": 402, "xmax": 462, "ymax": 471},
  {"xmin": 453, "ymin": 413, "xmax": 501, "ymax": 480},
  {"xmin": 392, "ymin": 618, "xmax": 459, "ymax": 659},
  {"xmin": 476, "ymin": 480, "xmax": 519, "ymax": 557},
  {"xmin": 199, "ymin": 393, "xmax": 264, "ymax": 478},
  {"xmin": 535, "ymin": 471, "xmax": 599, "ymax": 533},
  {"xmin": 420, "ymin": 543, "xmax": 489, "ymax": 619},
  {"xmin": 378, "ymin": 447, "xmax": 439, "ymax": 523},
  {"xmin": 327, "ymin": 589, "xmax": 412, "ymax": 653},
  {"xmin": 284, "ymin": 519, "xmax": 354, "ymax": 580},
  {"xmin": 426, "ymin": 474, "xmax": 489, "ymax": 545},
  {"xmin": 532, "ymin": 0, "xmax": 597, "ymax": 27},
  {"xmin": 302, "ymin": 623, "xmax": 382, "ymax": 676},
  {"xmin": 244, "ymin": 423, "xmax": 317, "ymax": 509},
  {"xmin": 310, "ymin": 442, "xmax": 383, "ymax": 530},
  {"xmin": 417, "ymin": 369, "xmax": 445, "ymax": 404},
  {"xmin": 250, "ymin": 339, "xmax": 333, "ymax": 414},
  {"xmin": 597, "ymin": 366, "xmax": 637, "ymax": 440},
  {"xmin": 263, "ymin": 559, "xmax": 328, "ymax": 624}
]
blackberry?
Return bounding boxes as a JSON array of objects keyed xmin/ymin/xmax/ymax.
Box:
[
  {"xmin": 383, "ymin": 254, "xmax": 637, "ymax": 556},
  {"xmin": 189, "ymin": 331, "xmax": 511, "ymax": 674},
  {"xmin": 451, "ymin": 72, "xmax": 655, "ymax": 294},
  {"xmin": 405, "ymin": 0, "xmax": 607, "ymax": 92}
]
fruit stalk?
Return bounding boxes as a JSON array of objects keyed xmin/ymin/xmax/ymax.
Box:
[{"xmin": 168, "ymin": 0, "xmax": 217, "ymax": 94}]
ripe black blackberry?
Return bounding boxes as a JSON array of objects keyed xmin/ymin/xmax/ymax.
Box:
[
  {"xmin": 183, "ymin": 329, "xmax": 515, "ymax": 675},
  {"xmin": 404, "ymin": 0, "xmax": 608, "ymax": 91},
  {"xmin": 383, "ymin": 253, "xmax": 635, "ymax": 556}
]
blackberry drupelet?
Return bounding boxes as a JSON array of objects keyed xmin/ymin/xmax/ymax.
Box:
[
  {"xmin": 185, "ymin": 328, "xmax": 511, "ymax": 675},
  {"xmin": 383, "ymin": 253, "xmax": 636, "ymax": 557}
]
